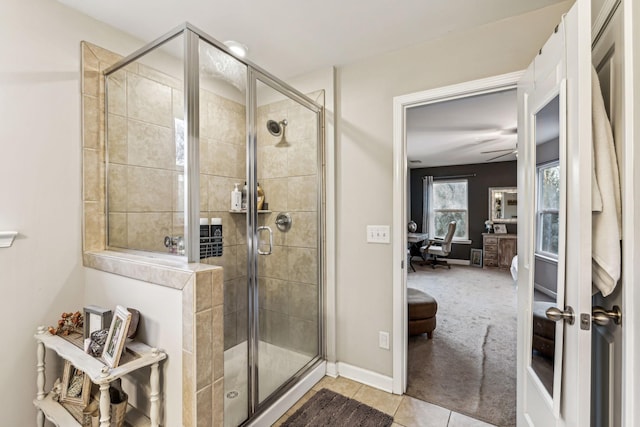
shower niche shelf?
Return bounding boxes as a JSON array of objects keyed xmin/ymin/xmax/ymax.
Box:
[{"xmin": 229, "ymin": 210, "xmax": 272, "ymax": 214}]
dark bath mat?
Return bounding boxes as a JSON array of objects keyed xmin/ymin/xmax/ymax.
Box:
[{"xmin": 281, "ymin": 388, "xmax": 393, "ymax": 427}]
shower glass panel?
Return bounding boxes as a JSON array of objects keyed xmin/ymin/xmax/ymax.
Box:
[
  {"xmin": 255, "ymin": 78, "xmax": 321, "ymax": 404},
  {"xmin": 106, "ymin": 34, "xmax": 186, "ymax": 255},
  {"xmin": 104, "ymin": 24, "xmax": 323, "ymax": 426}
]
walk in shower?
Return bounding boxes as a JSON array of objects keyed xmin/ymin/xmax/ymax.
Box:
[{"xmin": 103, "ymin": 23, "xmax": 324, "ymax": 425}]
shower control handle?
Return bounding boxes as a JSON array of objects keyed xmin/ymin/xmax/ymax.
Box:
[{"xmin": 257, "ymin": 226, "xmax": 273, "ymax": 255}]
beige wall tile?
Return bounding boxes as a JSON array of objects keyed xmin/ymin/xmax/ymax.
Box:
[
  {"xmin": 257, "ymin": 145, "xmax": 288, "ymax": 179},
  {"xmin": 288, "ymin": 176, "xmax": 317, "ymax": 212},
  {"xmin": 182, "ymin": 279, "xmax": 194, "ymax": 352},
  {"xmin": 288, "ymin": 140, "xmax": 318, "ymax": 177},
  {"xmin": 107, "ymin": 163, "xmax": 127, "ymax": 212},
  {"xmin": 234, "ymin": 276, "xmax": 248, "ymax": 310},
  {"xmin": 236, "ymin": 306, "xmax": 247, "ymax": 343},
  {"xmin": 212, "ymin": 305, "xmax": 224, "ymax": 381},
  {"xmin": 257, "ymin": 245, "xmax": 287, "ymax": 281},
  {"xmin": 196, "ymin": 309, "xmax": 213, "ymax": 391},
  {"xmin": 127, "ymin": 166, "xmax": 173, "ymax": 212},
  {"xmin": 84, "ymin": 148, "xmax": 102, "ymax": 202},
  {"xmin": 83, "ymin": 95, "xmax": 100, "ymax": 149},
  {"xmin": 106, "ymin": 70, "xmax": 126, "ymax": 116},
  {"xmin": 127, "ymin": 212, "xmax": 172, "ymax": 252},
  {"xmin": 206, "ymin": 243, "xmax": 237, "ymax": 279},
  {"xmin": 200, "ymin": 138, "xmax": 213, "ymax": 174},
  {"xmin": 259, "ymin": 179, "xmax": 287, "ymax": 212},
  {"xmin": 286, "ymin": 104, "xmax": 317, "ymax": 143},
  {"xmin": 213, "ymin": 378, "xmax": 224, "ymax": 427},
  {"xmin": 84, "ymin": 201, "xmax": 105, "ymax": 252},
  {"xmin": 223, "ymin": 278, "xmax": 237, "ymax": 315},
  {"xmin": 224, "ymin": 312, "xmax": 236, "ymax": 351},
  {"xmin": 82, "ymin": 44, "xmax": 100, "ymax": 98},
  {"xmin": 287, "ymin": 247, "xmax": 318, "ymax": 285},
  {"xmin": 288, "ymin": 282, "xmax": 317, "ymax": 321},
  {"xmin": 195, "ymin": 271, "xmax": 213, "ymax": 312},
  {"xmin": 127, "ymin": 120, "xmax": 175, "ymax": 169},
  {"xmin": 107, "ymin": 114, "xmax": 127, "ymax": 164},
  {"xmin": 259, "ymin": 278, "xmax": 289, "ymax": 314},
  {"xmin": 127, "ymin": 73, "xmax": 172, "ymax": 127},
  {"xmin": 196, "ymin": 384, "xmax": 213, "ymax": 427},
  {"xmin": 108, "ymin": 213, "xmax": 127, "ymax": 248},
  {"xmin": 211, "ymin": 140, "xmax": 239, "ymax": 178},
  {"xmin": 289, "ymin": 317, "xmax": 318, "ymax": 355},
  {"xmin": 286, "ymin": 212, "xmax": 318, "ymax": 248},
  {"xmin": 208, "ymin": 176, "xmax": 235, "ymax": 212},
  {"xmin": 212, "ymin": 268, "xmax": 224, "ymax": 306}
]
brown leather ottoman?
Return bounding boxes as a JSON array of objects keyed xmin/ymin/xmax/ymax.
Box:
[{"xmin": 408, "ymin": 288, "xmax": 438, "ymax": 338}]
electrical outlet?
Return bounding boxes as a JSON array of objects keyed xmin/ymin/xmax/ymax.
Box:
[
  {"xmin": 379, "ymin": 331, "xmax": 390, "ymax": 350},
  {"xmin": 367, "ymin": 225, "xmax": 390, "ymax": 243}
]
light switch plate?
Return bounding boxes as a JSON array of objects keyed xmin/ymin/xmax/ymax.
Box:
[{"xmin": 367, "ymin": 225, "xmax": 390, "ymax": 243}]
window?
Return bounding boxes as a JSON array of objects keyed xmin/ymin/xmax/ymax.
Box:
[
  {"xmin": 428, "ymin": 179, "xmax": 468, "ymax": 240},
  {"xmin": 536, "ymin": 161, "xmax": 560, "ymax": 258}
]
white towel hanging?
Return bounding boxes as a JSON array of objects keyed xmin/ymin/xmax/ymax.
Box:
[{"xmin": 591, "ymin": 66, "xmax": 621, "ymax": 297}]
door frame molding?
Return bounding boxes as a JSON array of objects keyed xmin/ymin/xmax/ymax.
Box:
[{"xmin": 391, "ymin": 70, "xmax": 524, "ymax": 393}]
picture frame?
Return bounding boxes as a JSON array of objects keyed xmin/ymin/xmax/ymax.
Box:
[
  {"xmin": 102, "ymin": 305, "xmax": 132, "ymax": 368},
  {"xmin": 470, "ymin": 248, "xmax": 483, "ymax": 268},
  {"xmin": 493, "ymin": 223, "xmax": 507, "ymax": 234},
  {"xmin": 83, "ymin": 305, "xmax": 112, "ymax": 340},
  {"xmin": 60, "ymin": 361, "xmax": 91, "ymax": 406}
]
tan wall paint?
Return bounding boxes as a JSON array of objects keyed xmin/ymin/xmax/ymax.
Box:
[{"xmin": 334, "ymin": 1, "xmax": 573, "ymax": 376}]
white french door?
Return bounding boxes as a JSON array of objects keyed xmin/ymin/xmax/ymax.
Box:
[{"xmin": 516, "ymin": 1, "xmax": 593, "ymax": 426}]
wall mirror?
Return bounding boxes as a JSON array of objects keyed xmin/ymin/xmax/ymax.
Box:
[
  {"xmin": 529, "ymin": 90, "xmax": 564, "ymax": 406},
  {"xmin": 488, "ymin": 187, "xmax": 518, "ymax": 223}
]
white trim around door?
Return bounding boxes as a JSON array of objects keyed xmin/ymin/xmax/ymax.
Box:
[{"xmin": 391, "ymin": 70, "xmax": 525, "ymax": 394}]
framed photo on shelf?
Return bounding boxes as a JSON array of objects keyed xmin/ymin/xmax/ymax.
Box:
[
  {"xmin": 102, "ymin": 305, "xmax": 132, "ymax": 368},
  {"xmin": 60, "ymin": 361, "xmax": 91, "ymax": 406},
  {"xmin": 493, "ymin": 224, "xmax": 507, "ymax": 234},
  {"xmin": 470, "ymin": 248, "xmax": 483, "ymax": 268}
]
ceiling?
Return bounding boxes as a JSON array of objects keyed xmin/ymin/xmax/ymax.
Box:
[
  {"xmin": 58, "ymin": 0, "xmax": 567, "ymax": 80},
  {"xmin": 406, "ymin": 89, "xmax": 518, "ymax": 168}
]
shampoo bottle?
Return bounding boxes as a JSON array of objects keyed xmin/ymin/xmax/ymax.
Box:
[{"xmin": 231, "ymin": 183, "xmax": 242, "ymax": 211}]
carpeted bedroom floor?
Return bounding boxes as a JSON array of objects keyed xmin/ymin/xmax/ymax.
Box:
[{"xmin": 407, "ymin": 264, "xmax": 517, "ymax": 427}]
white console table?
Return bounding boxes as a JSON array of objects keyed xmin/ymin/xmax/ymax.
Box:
[{"xmin": 33, "ymin": 326, "xmax": 166, "ymax": 427}]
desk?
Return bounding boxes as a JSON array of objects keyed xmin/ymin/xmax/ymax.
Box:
[
  {"xmin": 408, "ymin": 232, "xmax": 429, "ymax": 243},
  {"xmin": 408, "ymin": 233, "xmax": 429, "ymax": 271}
]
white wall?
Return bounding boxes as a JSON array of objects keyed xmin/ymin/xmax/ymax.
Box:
[
  {"xmin": 0, "ymin": 1, "xmax": 145, "ymax": 425},
  {"xmin": 334, "ymin": 1, "xmax": 573, "ymax": 377}
]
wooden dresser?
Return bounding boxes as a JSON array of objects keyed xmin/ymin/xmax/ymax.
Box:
[{"xmin": 482, "ymin": 233, "xmax": 517, "ymax": 269}]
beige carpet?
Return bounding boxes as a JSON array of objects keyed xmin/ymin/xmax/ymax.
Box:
[{"xmin": 407, "ymin": 264, "xmax": 516, "ymax": 427}]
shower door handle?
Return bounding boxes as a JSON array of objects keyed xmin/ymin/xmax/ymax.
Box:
[{"xmin": 257, "ymin": 226, "xmax": 273, "ymax": 255}]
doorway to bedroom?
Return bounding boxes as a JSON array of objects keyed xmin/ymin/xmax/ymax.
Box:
[{"xmin": 402, "ymin": 82, "xmax": 519, "ymax": 426}]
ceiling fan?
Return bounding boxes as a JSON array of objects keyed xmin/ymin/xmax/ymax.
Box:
[{"xmin": 481, "ymin": 147, "xmax": 517, "ymax": 161}]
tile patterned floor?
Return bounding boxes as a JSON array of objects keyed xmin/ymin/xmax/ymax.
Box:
[{"xmin": 273, "ymin": 376, "xmax": 497, "ymax": 427}]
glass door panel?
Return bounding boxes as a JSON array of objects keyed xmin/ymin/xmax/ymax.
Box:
[{"xmin": 254, "ymin": 78, "xmax": 321, "ymax": 404}]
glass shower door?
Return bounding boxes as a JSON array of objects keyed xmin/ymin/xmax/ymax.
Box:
[{"xmin": 251, "ymin": 75, "xmax": 323, "ymax": 407}]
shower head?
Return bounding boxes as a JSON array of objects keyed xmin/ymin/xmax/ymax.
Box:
[{"xmin": 266, "ymin": 119, "xmax": 287, "ymax": 137}]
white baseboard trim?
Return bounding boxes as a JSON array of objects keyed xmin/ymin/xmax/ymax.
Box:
[
  {"xmin": 336, "ymin": 362, "xmax": 394, "ymax": 393},
  {"xmin": 247, "ymin": 361, "xmax": 326, "ymax": 427},
  {"xmin": 326, "ymin": 362, "xmax": 338, "ymax": 378}
]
